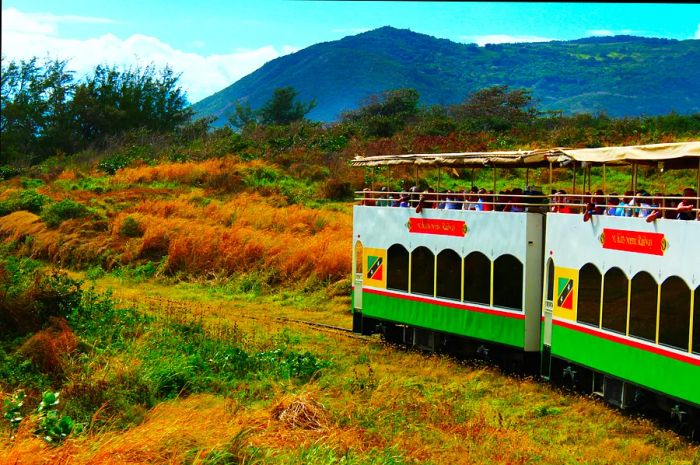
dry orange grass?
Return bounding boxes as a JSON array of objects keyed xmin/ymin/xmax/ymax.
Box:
[
  {"xmin": 112, "ymin": 157, "xmax": 271, "ymax": 188},
  {"xmin": 0, "ymin": 211, "xmax": 119, "ymax": 269},
  {"xmin": 112, "ymin": 192, "xmax": 352, "ymax": 281}
]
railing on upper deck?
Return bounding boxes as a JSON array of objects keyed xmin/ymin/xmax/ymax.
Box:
[{"xmin": 355, "ymin": 190, "xmax": 700, "ymax": 221}]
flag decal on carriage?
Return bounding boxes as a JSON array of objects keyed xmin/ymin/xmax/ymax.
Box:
[
  {"xmin": 557, "ymin": 278, "xmax": 574, "ymax": 310},
  {"xmin": 367, "ymin": 256, "xmax": 383, "ymax": 280}
]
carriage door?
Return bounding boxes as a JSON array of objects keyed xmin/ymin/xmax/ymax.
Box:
[
  {"xmin": 353, "ymin": 241, "xmax": 363, "ymax": 311},
  {"xmin": 541, "ymin": 259, "xmax": 555, "ymax": 379}
]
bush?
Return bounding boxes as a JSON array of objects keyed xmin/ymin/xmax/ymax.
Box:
[
  {"xmin": 0, "ymin": 165, "xmax": 21, "ymax": 180},
  {"xmin": 0, "ymin": 190, "xmax": 50, "ymax": 216},
  {"xmin": 98, "ymin": 154, "xmax": 133, "ymax": 175},
  {"xmin": 0, "ymin": 259, "xmax": 82, "ymax": 335},
  {"xmin": 320, "ymin": 178, "xmax": 353, "ymax": 200},
  {"xmin": 41, "ymin": 199, "xmax": 90, "ymax": 227},
  {"xmin": 119, "ymin": 216, "xmax": 142, "ymax": 238}
]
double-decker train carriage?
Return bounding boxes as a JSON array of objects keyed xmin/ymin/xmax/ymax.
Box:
[{"xmin": 350, "ymin": 142, "xmax": 700, "ymax": 432}]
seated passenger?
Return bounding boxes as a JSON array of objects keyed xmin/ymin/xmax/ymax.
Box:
[
  {"xmin": 497, "ymin": 190, "xmax": 510, "ymax": 212},
  {"xmin": 664, "ymin": 195, "xmax": 680, "ymax": 219},
  {"xmin": 583, "ymin": 189, "xmax": 606, "ymax": 221},
  {"xmin": 398, "ymin": 193, "xmax": 410, "ymax": 208},
  {"xmin": 676, "ymin": 187, "xmax": 697, "ymax": 220},
  {"xmin": 409, "ymin": 185, "xmax": 421, "ymax": 208},
  {"xmin": 361, "ymin": 188, "xmax": 375, "ymax": 206},
  {"xmin": 637, "ymin": 191, "xmax": 653, "ymax": 218},
  {"xmin": 509, "ymin": 188, "xmax": 525, "ymax": 212},
  {"xmin": 464, "ymin": 186, "xmax": 479, "ymax": 210},
  {"xmin": 554, "ymin": 190, "xmax": 573, "ymax": 214},
  {"xmin": 376, "ymin": 186, "xmax": 389, "ymax": 207},
  {"xmin": 617, "ymin": 190, "xmax": 635, "ymax": 217},
  {"xmin": 446, "ymin": 190, "xmax": 462, "ymax": 210},
  {"xmin": 606, "ymin": 193, "xmax": 622, "ymax": 216},
  {"xmin": 476, "ymin": 188, "xmax": 493, "ymax": 212},
  {"xmin": 437, "ymin": 190, "xmax": 448, "ymax": 209}
]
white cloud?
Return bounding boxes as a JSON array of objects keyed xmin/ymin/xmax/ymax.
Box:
[
  {"xmin": 695, "ymin": 24, "xmax": 700, "ymax": 39},
  {"xmin": 1, "ymin": 7, "xmax": 297, "ymax": 104},
  {"xmin": 587, "ymin": 29, "xmax": 638, "ymax": 37},
  {"xmin": 461, "ymin": 34, "xmax": 555, "ymax": 47}
]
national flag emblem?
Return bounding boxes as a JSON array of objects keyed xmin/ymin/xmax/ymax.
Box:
[
  {"xmin": 557, "ymin": 277, "xmax": 574, "ymax": 310},
  {"xmin": 367, "ymin": 255, "xmax": 383, "ymax": 280}
]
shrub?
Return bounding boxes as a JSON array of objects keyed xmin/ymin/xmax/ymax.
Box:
[
  {"xmin": 98, "ymin": 153, "xmax": 134, "ymax": 175},
  {"xmin": 41, "ymin": 199, "xmax": 90, "ymax": 227},
  {"xmin": 0, "ymin": 189, "xmax": 50, "ymax": 216},
  {"xmin": 320, "ymin": 178, "xmax": 353, "ymax": 200},
  {"xmin": 0, "ymin": 260, "xmax": 83, "ymax": 335},
  {"xmin": 0, "ymin": 165, "xmax": 20, "ymax": 180},
  {"xmin": 17, "ymin": 317, "xmax": 78, "ymax": 379},
  {"xmin": 119, "ymin": 216, "xmax": 142, "ymax": 237}
]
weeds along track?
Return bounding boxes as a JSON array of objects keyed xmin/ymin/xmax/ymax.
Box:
[{"xmin": 121, "ymin": 294, "xmax": 366, "ymax": 341}]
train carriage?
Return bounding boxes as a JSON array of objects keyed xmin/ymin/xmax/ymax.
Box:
[{"xmin": 351, "ymin": 142, "xmax": 700, "ymax": 432}]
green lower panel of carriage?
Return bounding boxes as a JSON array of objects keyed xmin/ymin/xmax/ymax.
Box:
[
  {"xmin": 550, "ymin": 323, "xmax": 700, "ymax": 406},
  {"xmin": 362, "ymin": 290, "xmax": 525, "ymax": 349}
]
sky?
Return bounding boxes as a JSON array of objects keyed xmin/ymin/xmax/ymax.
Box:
[{"xmin": 2, "ymin": 1, "xmax": 699, "ymax": 104}]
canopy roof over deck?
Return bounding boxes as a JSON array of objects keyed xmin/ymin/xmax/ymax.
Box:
[{"xmin": 350, "ymin": 141, "xmax": 700, "ymax": 169}]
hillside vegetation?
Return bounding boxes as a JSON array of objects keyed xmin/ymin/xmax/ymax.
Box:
[
  {"xmin": 193, "ymin": 27, "xmax": 700, "ymax": 124},
  {"xmin": 2, "ymin": 56, "xmax": 700, "ymax": 463}
]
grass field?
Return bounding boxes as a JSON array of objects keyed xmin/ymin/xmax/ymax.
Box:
[
  {"xmin": 2, "ymin": 268, "xmax": 699, "ymax": 465},
  {"xmin": 2, "ymin": 154, "xmax": 700, "ymax": 464}
]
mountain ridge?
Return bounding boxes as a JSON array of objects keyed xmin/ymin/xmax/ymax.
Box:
[{"xmin": 192, "ymin": 26, "xmax": 700, "ymax": 126}]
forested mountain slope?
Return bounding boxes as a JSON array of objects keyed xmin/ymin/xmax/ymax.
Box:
[{"xmin": 193, "ymin": 26, "xmax": 700, "ymax": 125}]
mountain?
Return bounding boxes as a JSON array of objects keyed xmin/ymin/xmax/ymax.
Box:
[{"xmin": 192, "ymin": 26, "xmax": 700, "ymax": 126}]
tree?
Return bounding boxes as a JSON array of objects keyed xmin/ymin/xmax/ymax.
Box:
[
  {"xmin": 450, "ymin": 85, "xmax": 539, "ymax": 131},
  {"xmin": 71, "ymin": 63, "xmax": 193, "ymax": 141},
  {"xmin": 1, "ymin": 57, "xmax": 76, "ymax": 163},
  {"xmin": 341, "ymin": 88, "xmax": 420, "ymax": 137},
  {"xmin": 258, "ymin": 87, "xmax": 316, "ymax": 125},
  {"xmin": 228, "ymin": 101, "xmax": 257, "ymax": 129}
]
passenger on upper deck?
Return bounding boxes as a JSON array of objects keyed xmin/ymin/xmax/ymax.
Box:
[
  {"xmin": 464, "ymin": 186, "xmax": 479, "ymax": 210},
  {"xmin": 508, "ymin": 188, "xmax": 525, "ymax": 212},
  {"xmin": 409, "ymin": 186, "xmax": 421, "ymax": 208},
  {"xmin": 361, "ymin": 188, "xmax": 375, "ymax": 206},
  {"xmin": 676, "ymin": 187, "xmax": 698, "ymax": 220},
  {"xmin": 376, "ymin": 187, "xmax": 390, "ymax": 207},
  {"xmin": 476, "ymin": 188, "xmax": 493, "ymax": 212},
  {"xmin": 446, "ymin": 190, "xmax": 462, "ymax": 210}
]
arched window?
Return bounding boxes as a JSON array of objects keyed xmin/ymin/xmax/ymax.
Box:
[
  {"xmin": 693, "ymin": 286, "xmax": 699, "ymax": 355},
  {"xmin": 387, "ymin": 244, "xmax": 409, "ymax": 292},
  {"xmin": 629, "ymin": 272, "xmax": 657, "ymax": 342},
  {"xmin": 659, "ymin": 276, "xmax": 691, "ymax": 351},
  {"xmin": 601, "ymin": 267, "xmax": 627, "ymax": 334},
  {"xmin": 546, "ymin": 258, "xmax": 555, "ymax": 301},
  {"xmin": 354, "ymin": 241, "xmax": 363, "ymax": 275},
  {"xmin": 411, "ymin": 246, "xmax": 434, "ymax": 296},
  {"xmin": 493, "ymin": 255, "xmax": 523, "ymax": 310},
  {"xmin": 463, "ymin": 251, "xmax": 490, "ymax": 306},
  {"xmin": 436, "ymin": 249, "xmax": 461, "ymax": 301},
  {"xmin": 577, "ymin": 264, "xmax": 601, "ymax": 327}
]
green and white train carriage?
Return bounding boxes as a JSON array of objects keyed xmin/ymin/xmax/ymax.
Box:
[
  {"xmin": 351, "ymin": 142, "xmax": 700, "ymax": 428},
  {"xmin": 540, "ymin": 144, "xmax": 700, "ymax": 414},
  {"xmin": 352, "ymin": 203, "xmax": 544, "ymax": 370}
]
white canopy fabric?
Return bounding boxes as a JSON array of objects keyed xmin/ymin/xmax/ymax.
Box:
[
  {"xmin": 350, "ymin": 141, "xmax": 700, "ymax": 169},
  {"xmin": 546, "ymin": 142, "xmax": 700, "ymax": 167}
]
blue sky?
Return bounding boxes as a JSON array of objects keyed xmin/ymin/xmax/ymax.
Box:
[{"xmin": 3, "ymin": 1, "xmax": 699, "ymax": 103}]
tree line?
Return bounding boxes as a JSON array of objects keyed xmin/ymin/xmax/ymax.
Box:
[
  {"xmin": 1, "ymin": 57, "xmax": 192, "ymax": 165},
  {"xmin": 2, "ymin": 56, "xmax": 700, "ymax": 168}
]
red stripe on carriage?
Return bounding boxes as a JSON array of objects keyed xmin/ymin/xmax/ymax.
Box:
[{"xmin": 362, "ymin": 287, "xmax": 525, "ymax": 320}]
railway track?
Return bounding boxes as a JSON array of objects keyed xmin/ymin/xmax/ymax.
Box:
[{"xmin": 118, "ymin": 294, "xmax": 366, "ymax": 340}]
